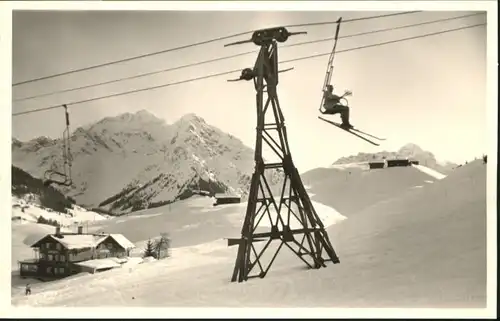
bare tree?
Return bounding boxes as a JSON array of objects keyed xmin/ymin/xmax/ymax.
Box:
[{"xmin": 154, "ymin": 233, "xmax": 171, "ymax": 259}]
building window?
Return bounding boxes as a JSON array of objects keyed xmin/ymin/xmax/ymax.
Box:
[
  {"xmin": 60, "ymin": 255, "xmax": 66, "ymax": 262},
  {"xmin": 56, "ymin": 243, "xmax": 61, "ymax": 250},
  {"xmin": 58, "ymin": 267, "xmax": 65, "ymax": 274}
]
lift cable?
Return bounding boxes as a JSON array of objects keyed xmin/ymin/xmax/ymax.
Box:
[
  {"xmin": 12, "ymin": 23, "xmax": 485, "ymax": 118},
  {"xmin": 13, "ymin": 12, "xmax": 483, "ymax": 103},
  {"xmin": 12, "ymin": 11, "xmax": 421, "ymax": 87},
  {"xmin": 283, "ymin": 12, "xmax": 484, "ymax": 50},
  {"xmin": 281, "ymin": 23, "xmax": 485, "ymax": 65}
]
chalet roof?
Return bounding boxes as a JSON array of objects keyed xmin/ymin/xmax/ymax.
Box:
[
  {"xmin": 30, "ymin": 233, "xmax": 135, "ymax": 250},
  {"xmin": 106, "ymin": 234, "xmax": 136, "ymax": 250},
  {"xmin": 48, "ymin": 234, "xmax": 107, "ymax": 250}
]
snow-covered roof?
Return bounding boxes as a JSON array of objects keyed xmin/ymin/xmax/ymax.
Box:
[
  {"xmin": 74, "ymin": 258, "xmax": 122, "ymax": 270},
  {"xmin": 105, "ymin": 234, "xmax": 136, "ymax": 250},
  {"xmin": 214, "ymin": 193, "xmax": 240, "ymax": 198},
  {"xmin": 31, "ymin": 232, "xmax": 135, "ymax": 251},
  {"xmin": 48, "ymin": 234, "xmax": 107, "ymax": 250}
]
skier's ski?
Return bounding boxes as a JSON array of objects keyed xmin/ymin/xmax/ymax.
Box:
[
  {"xmin": 348, "ymin": 127, "xmax": 386, "ymax": 141},
  {"xmin": 318, "ymin": 116, "xmax": 381, "ymax": 146}
]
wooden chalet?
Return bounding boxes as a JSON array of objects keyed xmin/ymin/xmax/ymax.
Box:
[
  {"xmin": 386, "ymin": 159, "xmax": 411, "ymax": 168},
  {"xmin": 213, "ymin": 193, "xmax": 241, "ymax": 206},
  {"xmin": 18, "ymin": 226, "xmax": 135, "ymax": 280}
]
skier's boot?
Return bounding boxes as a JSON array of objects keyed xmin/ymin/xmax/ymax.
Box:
[{"xmin": 340, "ymin": 122, "xmax": 353, "ymax": 129}]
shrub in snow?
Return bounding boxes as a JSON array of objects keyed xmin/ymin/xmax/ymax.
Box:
[{"xmin": 37, "ymin": 216, "xmax": 60, "ymax": 227}]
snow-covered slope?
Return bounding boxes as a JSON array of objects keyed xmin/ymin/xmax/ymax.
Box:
[
  {"xmin": 10, "ymin": 160, "xmax": 487, "ymax": 309},
  {"xmin": 11, "ymin": 195, "xmax": 109, "ymax": 271},
  {"xmin": 12, "ymin": 196, "xmax": 107, "ymax": 226},
  {"xmin": 300, "ymin": 163, "xmax": 442, "ymax": 217},
  {"xmin": 83, "ymin": 194, "xmax": 346, "ymax": 248},
  {"xmin": 12, "ymin": 111, "xmax": 282, "ymax": 214}
]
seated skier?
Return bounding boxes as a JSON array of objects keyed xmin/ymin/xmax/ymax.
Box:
[{"xmin": 322, "ymin": 84, "xmax": 353, "ymax": 129}]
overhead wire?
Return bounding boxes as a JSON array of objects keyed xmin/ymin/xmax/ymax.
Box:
[
  {"xmin": 282, "ymin": 12, "xmax": 485, "ymax": 49},
  {"xmin": 12, "ymin": 22, "xmax": 485, "ymax": 117},
  {"xmin": 12, "ymin": 11, "xmax": 421, "ymax": 87},
  {"xmin": 281, "ymin": 23, "xmax": 486, "ymax": 65},
  {"xmin": 13, "ymin": 12, "xmax": 484, "ymax": 103},
  {"xmin": 284, "ymin": 10, "xmax": 422, "ymax": 28}
]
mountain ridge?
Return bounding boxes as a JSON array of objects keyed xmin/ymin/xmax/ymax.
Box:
[
  {"xmin": 332, "ymin": 143, "xmax": 457, "ymax": 173},
  {"xmin": 12, "ymin": 110, "xmax": 281, "ymax": 215}
]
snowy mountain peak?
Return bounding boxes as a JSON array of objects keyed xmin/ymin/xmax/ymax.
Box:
[
  {"xmin": 398, "ymin": 143, "xmax": 426, "ymax": 156},
  {"xmin": 13, "ymin": 136, "xmax": 57, "ymax": 153},
  {"xmin": 12, "ymin": 112, "xmax": 266, "ymax": 215},
  {"xmin": 93, "ymin": 110, "xmax": 165, "ymax": 129},
  {"xmin": 177, "ymin": 113, "xmax": 206, "ymax": 124}
]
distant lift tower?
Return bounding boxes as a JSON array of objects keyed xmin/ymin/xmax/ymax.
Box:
[{"xmin": 226, "ymin": 27, "xmax": 340, "ymax": 283}]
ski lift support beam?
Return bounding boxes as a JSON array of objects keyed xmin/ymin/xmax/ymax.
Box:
[{"xmin": 319, "ymin": 17, "xmax": 342, "ymax": 113}]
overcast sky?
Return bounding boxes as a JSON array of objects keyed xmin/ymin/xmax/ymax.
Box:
[{"xmin": 11, "ymin": 10, "xmax": 487, "ymax": 171}]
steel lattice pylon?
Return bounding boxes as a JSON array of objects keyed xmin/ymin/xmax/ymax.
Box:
[{"xmin": 226, "ymin": 27, "xmax": 340, "ymax": 283}]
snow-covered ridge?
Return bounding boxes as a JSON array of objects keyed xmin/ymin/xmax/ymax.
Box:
[
  {"xmin": 326, "ymin": 161, "xmax": 448, "ymax": 181},
  {"xmin": 332, "ymin": 143, "xmax": 457, "ymax": 174},
  {"xmin": 12, "ymin": 195, "xmax": 108, "ymax": 227}
]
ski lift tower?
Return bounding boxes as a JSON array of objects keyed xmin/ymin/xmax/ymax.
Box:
[{"xmin": 225, "ymin": 27, "xmax": 340, "ymax": 283}]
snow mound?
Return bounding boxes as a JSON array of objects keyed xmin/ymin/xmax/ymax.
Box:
[{"xmin": 141, "ymin": 256, "xmax": 157, "ymax": 263}]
